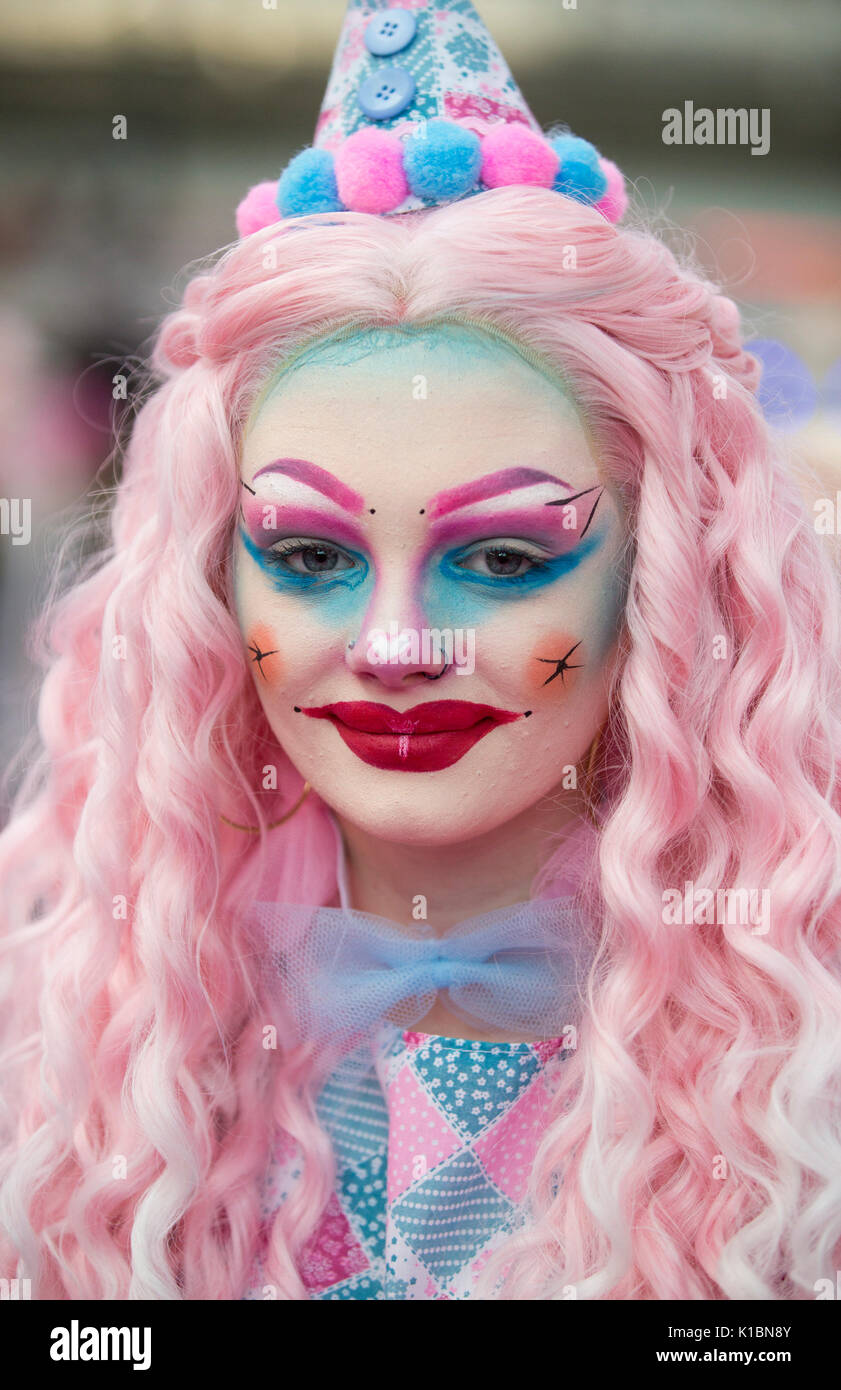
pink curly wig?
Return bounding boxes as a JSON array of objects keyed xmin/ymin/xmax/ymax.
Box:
[{"xmin": 1, "ymin": 186, "xmax": 840, "ymax": 1300}]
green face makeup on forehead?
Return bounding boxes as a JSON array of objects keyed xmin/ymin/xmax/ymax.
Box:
[{"xmin": 246, "ymin": 318, "xmax": 585, "ymax": 435}]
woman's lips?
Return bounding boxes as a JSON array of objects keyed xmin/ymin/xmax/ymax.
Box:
[{"xmin": 300, "ymin": 700, "xmax": 523, "ymax": 772}]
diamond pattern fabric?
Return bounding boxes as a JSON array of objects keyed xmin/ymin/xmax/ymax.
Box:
[{"xmin": 243, "ymin": 1023, "xmax": 567, "ymax": 1300}]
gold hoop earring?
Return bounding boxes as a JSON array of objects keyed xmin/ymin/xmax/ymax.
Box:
[{"xmin": 219, "ymin": 781, "xmax": 311, "ymax": 833}]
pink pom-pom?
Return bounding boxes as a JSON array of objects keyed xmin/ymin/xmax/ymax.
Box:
[
  {"xmin": 593, "ymin": 158, "xmax": 628, "ymax": 223},
  {"xmin": 334, "ymin": 129, "xmax": 408, "ymax": 213},
  {"xmin": 479, "ymin": 125, "xmax": 559, "ymax": 189},
  {"xmin": 235, "ymin": 181, "xmax": 282, "ymax": 238}
]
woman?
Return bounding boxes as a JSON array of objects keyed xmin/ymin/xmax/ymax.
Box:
[{"xmin": 1, "ymin": 1, "xmax": 840, "ymax": 1301}]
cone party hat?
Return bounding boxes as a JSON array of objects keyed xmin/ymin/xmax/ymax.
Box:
[{"xmin": 236, "ymin": 0, "xmax": 628, "ymax": 235}]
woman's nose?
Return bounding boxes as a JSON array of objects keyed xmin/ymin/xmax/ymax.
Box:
[{"xmin": 344, "ymin": 578, "xmax": 450, "ymax": 686}]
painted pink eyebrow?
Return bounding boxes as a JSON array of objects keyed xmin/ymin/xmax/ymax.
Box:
[
  {"xmin": 250, "ymin": 458, "xmax": 365, "ymax": 515},
  {"xmin": 428, "ymin": 467, "xmax": 573, "ymax": 520},
  {"xmin": 426, "ymin": 492, "xmax": 604, "ymax": 546}
]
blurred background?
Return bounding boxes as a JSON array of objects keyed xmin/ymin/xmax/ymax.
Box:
[{"xmin": 0, "ymin": 0, "xmax": 839, "ymax": 808}]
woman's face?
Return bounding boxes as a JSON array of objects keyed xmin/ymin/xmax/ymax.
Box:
[{"xmin": 233, "ymin": 324, "xmax": 626, "ymax": 845}]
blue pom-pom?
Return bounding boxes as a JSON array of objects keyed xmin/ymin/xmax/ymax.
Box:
[
  {"xmin": 277, "ymin": 148, "xmax": 344, "ymax": 217},
  {"xmin": 403, "ymin": 119, "xmax": 481, "ymax": 201},
  {"xmin": 549, "ymin": 135, "xmax": 607, "ymax": 205}
]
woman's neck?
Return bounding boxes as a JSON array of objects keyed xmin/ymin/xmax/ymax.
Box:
[
  {"xmin": 331, "ymin": 790, "xmax": 592, "ymax": 1042},
  {"xmin": 334, "ymin": 787, "xmax": 589, "ymax": 932}
]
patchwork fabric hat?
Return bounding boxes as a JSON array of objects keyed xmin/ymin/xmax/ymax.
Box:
[{"xmin": 236, "ymin": 0, "xmax": 628, "ymax": 236}]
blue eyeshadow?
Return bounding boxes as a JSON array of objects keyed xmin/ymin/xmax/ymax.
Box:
[{"xmin": 239, "ymin": 526, "xmax": 372, "ymax": 625}]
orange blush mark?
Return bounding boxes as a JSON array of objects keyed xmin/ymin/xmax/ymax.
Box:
[
  {"xmin": 246, "ymin": 622, "xmax": 284, "ymax": 686},
  {"xmin": 526, "ymin": 632, "xmax": 584, "ymax": 697}
]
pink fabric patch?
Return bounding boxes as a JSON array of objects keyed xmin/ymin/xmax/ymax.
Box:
[
  {"xmin": 314, "ymin": 105, "xmax": 342, "ymax": 150},
  {"xmin": 298, "ymin": 1193, "xmax": 369, "ymax": 1293},
  {"xmin": 473, "ymin": 1073, "xmax": 553, "ymax": 1204},
  {"xmin": 444, "ymin": 92, "xmax": 533, "ymax": 129},
  {"xmin": 334, "ymin": 128, "xmax": 409, "ymax": 213},
  {"xmin": 273, "ymin": 1127, "xmax": 300, "ymax": 1164},
  {"xmin": 470, "ymin": 1246, "xmax": 494, "ymax": 1277},
  {"xmin": 235, "ymin": 181, "xmax": 281, "ymax": 238},
  {"xmin": 254, "ymin": 1221, "xmax": 271, "ymax": 1261},
  {"xmin": 533, "ymin": 1037, "xmax": 564, "ymax": 1066},
  {"xmin": 337, "ymin": 20, "xmax": 366, "ymax": 74},
  {"xmin": 480, "ymin": 125, "xmax": 560, "ymax": 189},
  {"xmin": 385, "ymin": 1065, "xmax": 461, "ymax": 1202}
]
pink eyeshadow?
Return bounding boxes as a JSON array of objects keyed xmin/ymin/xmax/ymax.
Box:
[
  {"xmin": 240, "ymin": 497, "xmax": 366, "ymax": 551},
  {"xmin": 427, "ymin": 503, "xmax": 599, "ymax": 552}
]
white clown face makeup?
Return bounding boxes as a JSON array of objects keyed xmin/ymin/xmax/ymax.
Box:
[{"xmin": 233, "ymin": 323, "xmax": 627, "ymax": 846}]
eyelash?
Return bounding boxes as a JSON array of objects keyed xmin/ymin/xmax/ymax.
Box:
[
  {"xmin": 262, "ymin": 539, "xmax": 350, "ymax": 570},
  {"xmin": 243, "ymin": 528, "xmax": 584, "ymax": 596},
  {"xmin": 249, "ymin": 535, "xmax": 367, "ymax": 591},
  {"xmin": 451, "ymin": 541, "xmax": 552, "ymax": 583},
  {"xmin": 262, "ymin": 537, "xmax": 552, "ymax": 586}
]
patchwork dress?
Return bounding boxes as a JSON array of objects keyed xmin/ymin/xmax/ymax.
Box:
[{"xmin": 242, "ymin": 1023, "xmax": 567, "ymax": 1300}]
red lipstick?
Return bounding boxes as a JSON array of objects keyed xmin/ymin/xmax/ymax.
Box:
[{"xmin": 301, "ymin": 700, "xmax": 523, "ymax": 772}]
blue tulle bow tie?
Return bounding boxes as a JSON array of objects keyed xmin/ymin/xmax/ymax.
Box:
[{"xmin": 248, "ymin": 897, "xmax": 595, "ymax": 1048}]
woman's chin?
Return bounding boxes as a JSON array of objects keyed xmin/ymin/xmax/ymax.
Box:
[{"xmin": 313, "ymin": 780, "xmax": 544, "ymax": 849}]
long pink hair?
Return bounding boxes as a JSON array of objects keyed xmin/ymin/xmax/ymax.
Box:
[{"xmin": 1, "ymin": 186, "xmax": 840, "ymax": 1299}]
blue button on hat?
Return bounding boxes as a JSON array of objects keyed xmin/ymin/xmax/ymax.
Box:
[
  {"xmin": 318, "ymin": 0, "xmax": 541, "ymax": 155},
  {"xmin": 357, "ymin": 65, "xmax": 417, "ymax": 121},
  {"xmin": 364, "ymin": 8, "xmax": 417, "ymax": 57}
]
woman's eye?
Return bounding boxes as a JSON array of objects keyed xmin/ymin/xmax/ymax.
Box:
[
  {"xmin": 455, "ymin": 545, "xmax": 546, "ymax": 579},
  {"xmin": 268, "ymin": 541, "xmax": 354, "ymax": 575}
]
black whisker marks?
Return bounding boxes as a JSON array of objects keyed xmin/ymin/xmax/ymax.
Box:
[{"xmin": 536, "ymin": 640, "xmax": 584, "ymax": 687}]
